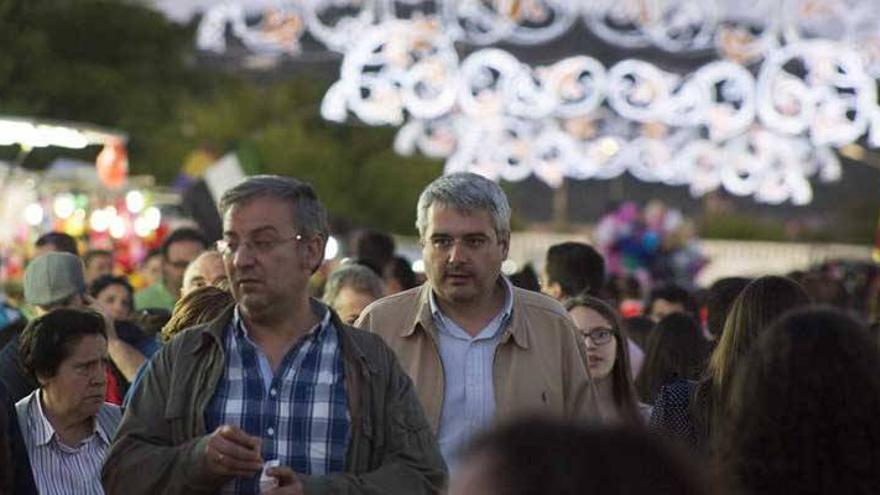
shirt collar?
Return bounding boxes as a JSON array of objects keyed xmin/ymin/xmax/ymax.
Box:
[
  {"xmin": 232, "ymin": 299, "xmax": 332, "ymax": 341},
  {"xmin": 428, "ymin": 276, "xmax": 514, "ymax": 328},
  {"xmin": 32, "ymin": 390, "xmax": 108, "ymax": 447}
]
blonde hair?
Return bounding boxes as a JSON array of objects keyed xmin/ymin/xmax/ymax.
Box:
[
  {"xmin": 694, "ymin": 276, "xmax": 810, "ymax": 443},
  {"xmin": 160, "ymin": 285, "xmax": 234, "ymax": 342}
]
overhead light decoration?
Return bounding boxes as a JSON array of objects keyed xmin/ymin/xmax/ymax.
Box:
[
  {"xmin": 0, "ymin": 115, "xmax": 125, "ymax": 150},
  {"xmin": 195, "ymin": 0, "xmax": 880, "ymax": 205},
  {"xmin": 23, "ymin": 203, "xmax": 44, "ymax": 227},
  {"xmin": 324, "ymin": 235, "xmax": 340, "ymax": 260}
]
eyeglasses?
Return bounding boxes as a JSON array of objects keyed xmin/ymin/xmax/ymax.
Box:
[
  {"xmin": 429, "ymin": 235, "xmax": 491, "ymax": 251},
  {"xmin": 216, "ymin": 233, "xmax": 303, "ymax": 257},
  {"xmin": 582, "ymin": 328, "xmax": 615, "ymax": 346}
]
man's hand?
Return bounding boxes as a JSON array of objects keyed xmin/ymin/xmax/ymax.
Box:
[
  {"xmin": 204, "ymin": 425, "xmax": 264, "ymax": 478},
  {"xmin": 262, "ymin": 466, "xmax": 303, "ymax": 495}
]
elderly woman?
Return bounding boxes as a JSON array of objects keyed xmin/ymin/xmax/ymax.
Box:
[{"xmin": 15, "ymin": 308, "xmax": 121, "ymax": 494}]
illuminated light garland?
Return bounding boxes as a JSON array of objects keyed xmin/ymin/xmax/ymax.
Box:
[
  {"xmin": 187, "ymin": 1, "xmax": 880, "ymax": 204},
  {"xmin": 194, "ymin": 0, "xmax": 880, "ymax": 67},
  {"xmin": 321, "ymin": 31, "xmax": 858, "ymax": 204},
  {"xmin": 191, "ymin": 0, "xmax": 879, "ymax": 63}
]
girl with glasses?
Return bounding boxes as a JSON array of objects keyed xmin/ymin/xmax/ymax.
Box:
[{"xmin": 564, "ymin": 295, "xmax": 648, "ymax": 424}]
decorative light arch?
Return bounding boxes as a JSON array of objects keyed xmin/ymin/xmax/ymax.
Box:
[{"xmin": 192, "ymin": 0, "xmax": 880, "ymax": 204}]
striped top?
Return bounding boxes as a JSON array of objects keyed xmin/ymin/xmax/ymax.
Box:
[{"xmin": 16, "ymin": 389, "xmax": 121, "ymax": 495}]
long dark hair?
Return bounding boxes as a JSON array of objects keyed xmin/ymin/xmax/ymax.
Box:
[
  {"xmin": 719, "ymin": 308, "xmax": 880, "ymax": 494},
  {"xmin": 636, "ymin": 313, "xmax": 709, "ymax": 404},
  {"xmin": 692, "ymin": 276, "xmax": 810, "ymax": 447},
  {"xmin": 565, "ymin": 295, "xmax": 641, "ymax": 425}
]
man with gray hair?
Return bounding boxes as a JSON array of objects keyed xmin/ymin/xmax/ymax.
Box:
[
  {"xmin": 357, "ymin": 172, "xmax": 599, "ymax": 468},
  {"xmin": 323, "ymin": 263, "xmax": 384, "ymax": 325},
  {"xmin": 105, "ymin": 175, "xmax": 445, "ymax": 495}
]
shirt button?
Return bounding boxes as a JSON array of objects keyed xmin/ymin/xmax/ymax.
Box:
[
  {"xmin": 267, "ymin": 427, "xmax": 275, "ymax": 436},
  {"xmin": 269, "ymin": 388, "xmax": 277, "ymax": 397}
]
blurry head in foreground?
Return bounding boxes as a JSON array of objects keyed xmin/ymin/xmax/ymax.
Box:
[
  {"xmin": 720, "ymin": 307, "xmax": 880, "ymax": 495},
  {"xmin": 450, "ymin": 418, "xmax": 709, "ymax": 495}
]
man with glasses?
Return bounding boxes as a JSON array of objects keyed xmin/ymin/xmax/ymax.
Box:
[
  {"xmin": 105, "ymin": 175, "xmax": 445, "ymax": 495},
  {"xmin": 356, "ymin": 173, "xmax": 599, "ymax": 469},
  {"xmin": 134, "ymin": 228, "xmax": 207, "ymax": 311}
]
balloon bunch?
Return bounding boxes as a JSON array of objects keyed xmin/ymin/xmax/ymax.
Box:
[{"xmin": 593, "ymin": 201, "xmax": 707, "ymax": 288}]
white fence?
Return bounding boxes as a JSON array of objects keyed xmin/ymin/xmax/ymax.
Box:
[
  {"xmin": 395, "ymin": 233, "xmax": 874, "ymax": 287},
  {"xmin": 505, "ymin": 233, "xmax": 874, "ymax": 287}
]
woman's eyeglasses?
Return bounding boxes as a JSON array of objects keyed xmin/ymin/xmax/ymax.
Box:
[{"xmin": 582, "ymin": 328, "xmax": 615, "ymax": 346}]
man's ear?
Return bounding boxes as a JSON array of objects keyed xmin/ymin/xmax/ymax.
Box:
[
  {"xmin": 35, "ymin": 372, "xmax": 50, "ymax": 388},
  {"xmin": 305, "ymin": 236, "xmax": 325, "ymax": 274},
  {"xmin": 499, "ymin": 234, "xmax": 510, "ymax": 259}
]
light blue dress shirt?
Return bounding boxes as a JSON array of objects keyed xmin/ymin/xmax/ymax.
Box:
[{"xmin": 429, "ymin": 277, "xmax": 514, "ymax": 469}]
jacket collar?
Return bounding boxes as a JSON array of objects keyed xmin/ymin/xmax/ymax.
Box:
[
  {"xmin": 193, "ymin": 300, "xmax": 373, "ymax": 372},
  {"xmin": 403, "ymin": 281, "xmax": 529, "ymax": 349},
  {"xmin": 193, "ymin": 303, "xmax": 236, "ymax": 355},
  {"xmin": 327, "ymin": 304, "xmax": 374, "ymax": 374}
]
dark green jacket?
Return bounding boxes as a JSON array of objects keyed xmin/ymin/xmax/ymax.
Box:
[{"xmin": 102, "ymin": 304, "xmax": 446, "ymax": 494}]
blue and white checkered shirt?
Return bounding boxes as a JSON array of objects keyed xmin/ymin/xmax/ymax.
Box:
[{"xmin": 205, "ymin": 302, "xmax": 350, "ymax": 494}]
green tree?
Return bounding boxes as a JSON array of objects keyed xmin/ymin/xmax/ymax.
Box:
[
  {"xmin": 179, "ymin": 78, "xmax": 442, "ymax": 233},
  {"xmin": 0, "ymin": 0, "xmax": 443, "ymax": 233},
  {"xmin": 0, "ymin": 0, "xmax": 208, "ymax": 180}
]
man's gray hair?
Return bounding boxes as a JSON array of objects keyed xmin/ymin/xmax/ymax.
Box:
[
  {"xmin": 219, "ymin": 175, "xmax": 329, "ymax": 241},
  {"xmin": 322, "ymin": 264, "xmax": 384, "ymax": 306},
  {"xmin": 416, "ymin": 172, "xmax": 511, "ymax": 240}
]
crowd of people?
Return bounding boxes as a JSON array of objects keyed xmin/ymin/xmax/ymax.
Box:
[{"xmin": 0, "ymin": 172, "xmax": 879, "ymax": 494}]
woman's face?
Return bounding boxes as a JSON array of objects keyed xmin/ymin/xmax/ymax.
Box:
[
  {"xmin": 96, "ymin": 284, "xmax": 132, "ymax": 321},
  {"xmin": 41, "ymin": 334, "xmax": 108, "ymax": 421},
  {"xmin": 569, "ymin": 306, "xmax": 618, "ymax": 380}
]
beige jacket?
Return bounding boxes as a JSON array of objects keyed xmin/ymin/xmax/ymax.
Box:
[{"xmin": 356, "ymin": 283, "xmax": 599, "ymax": 430}]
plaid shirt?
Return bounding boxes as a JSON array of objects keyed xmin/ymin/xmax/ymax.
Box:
[{"xmin": 205, "ymin": 303, "xmax": 350, "ymax": 495}]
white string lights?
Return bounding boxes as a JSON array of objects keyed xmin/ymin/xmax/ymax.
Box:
[{"xmin": 195, "ymin": 0, "xmax": 880, "ymax": 204}]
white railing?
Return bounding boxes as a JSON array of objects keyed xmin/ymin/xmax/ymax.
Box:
[{"xmin": 503, "ymin": 233, "xmax": 874, "ymax": 287}]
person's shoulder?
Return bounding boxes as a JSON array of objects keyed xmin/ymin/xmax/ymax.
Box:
[
  {"xmin": 100, "ymin": 402, "xmax": 122, "ymax": 420},
  {"xmin": 98, "ymin": 402, "xmax": 123, "ymax": 436},
  {"xmin": 14, "ymin": 388, "xmax": 38, "ymax": 415},
  {"xmin": 337, "ymin": 322, "xmax": 390, "ymax": 355},
  {"xmin": 362, "ymin": 285, "xmax": 423, "ymax": 315},
  {"xmin": 512, "ymin": 287, "xmax": 570, "ymax": 319},
  {"xmin": 0, "ymin": 334, "xmax": 20, "ymax": 359},
  {"xmin": 134, "ymin": 283, "xmax": 175, "ymax": 310},
  {"xmin": 134, "ymin": 283, "xmax": 159, "ymax": 297},
  {"xmin": 654, "ymin": 379, "xmax": 696, "ymax": 409},
  {"xmin": 163, "ymin": 310, "xmax": 233, "ymax": 354}
]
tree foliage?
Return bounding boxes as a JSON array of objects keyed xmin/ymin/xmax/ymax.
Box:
[{"xmin": 0, "ymin": 0, "xmax": 442, "ymax": 234}]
